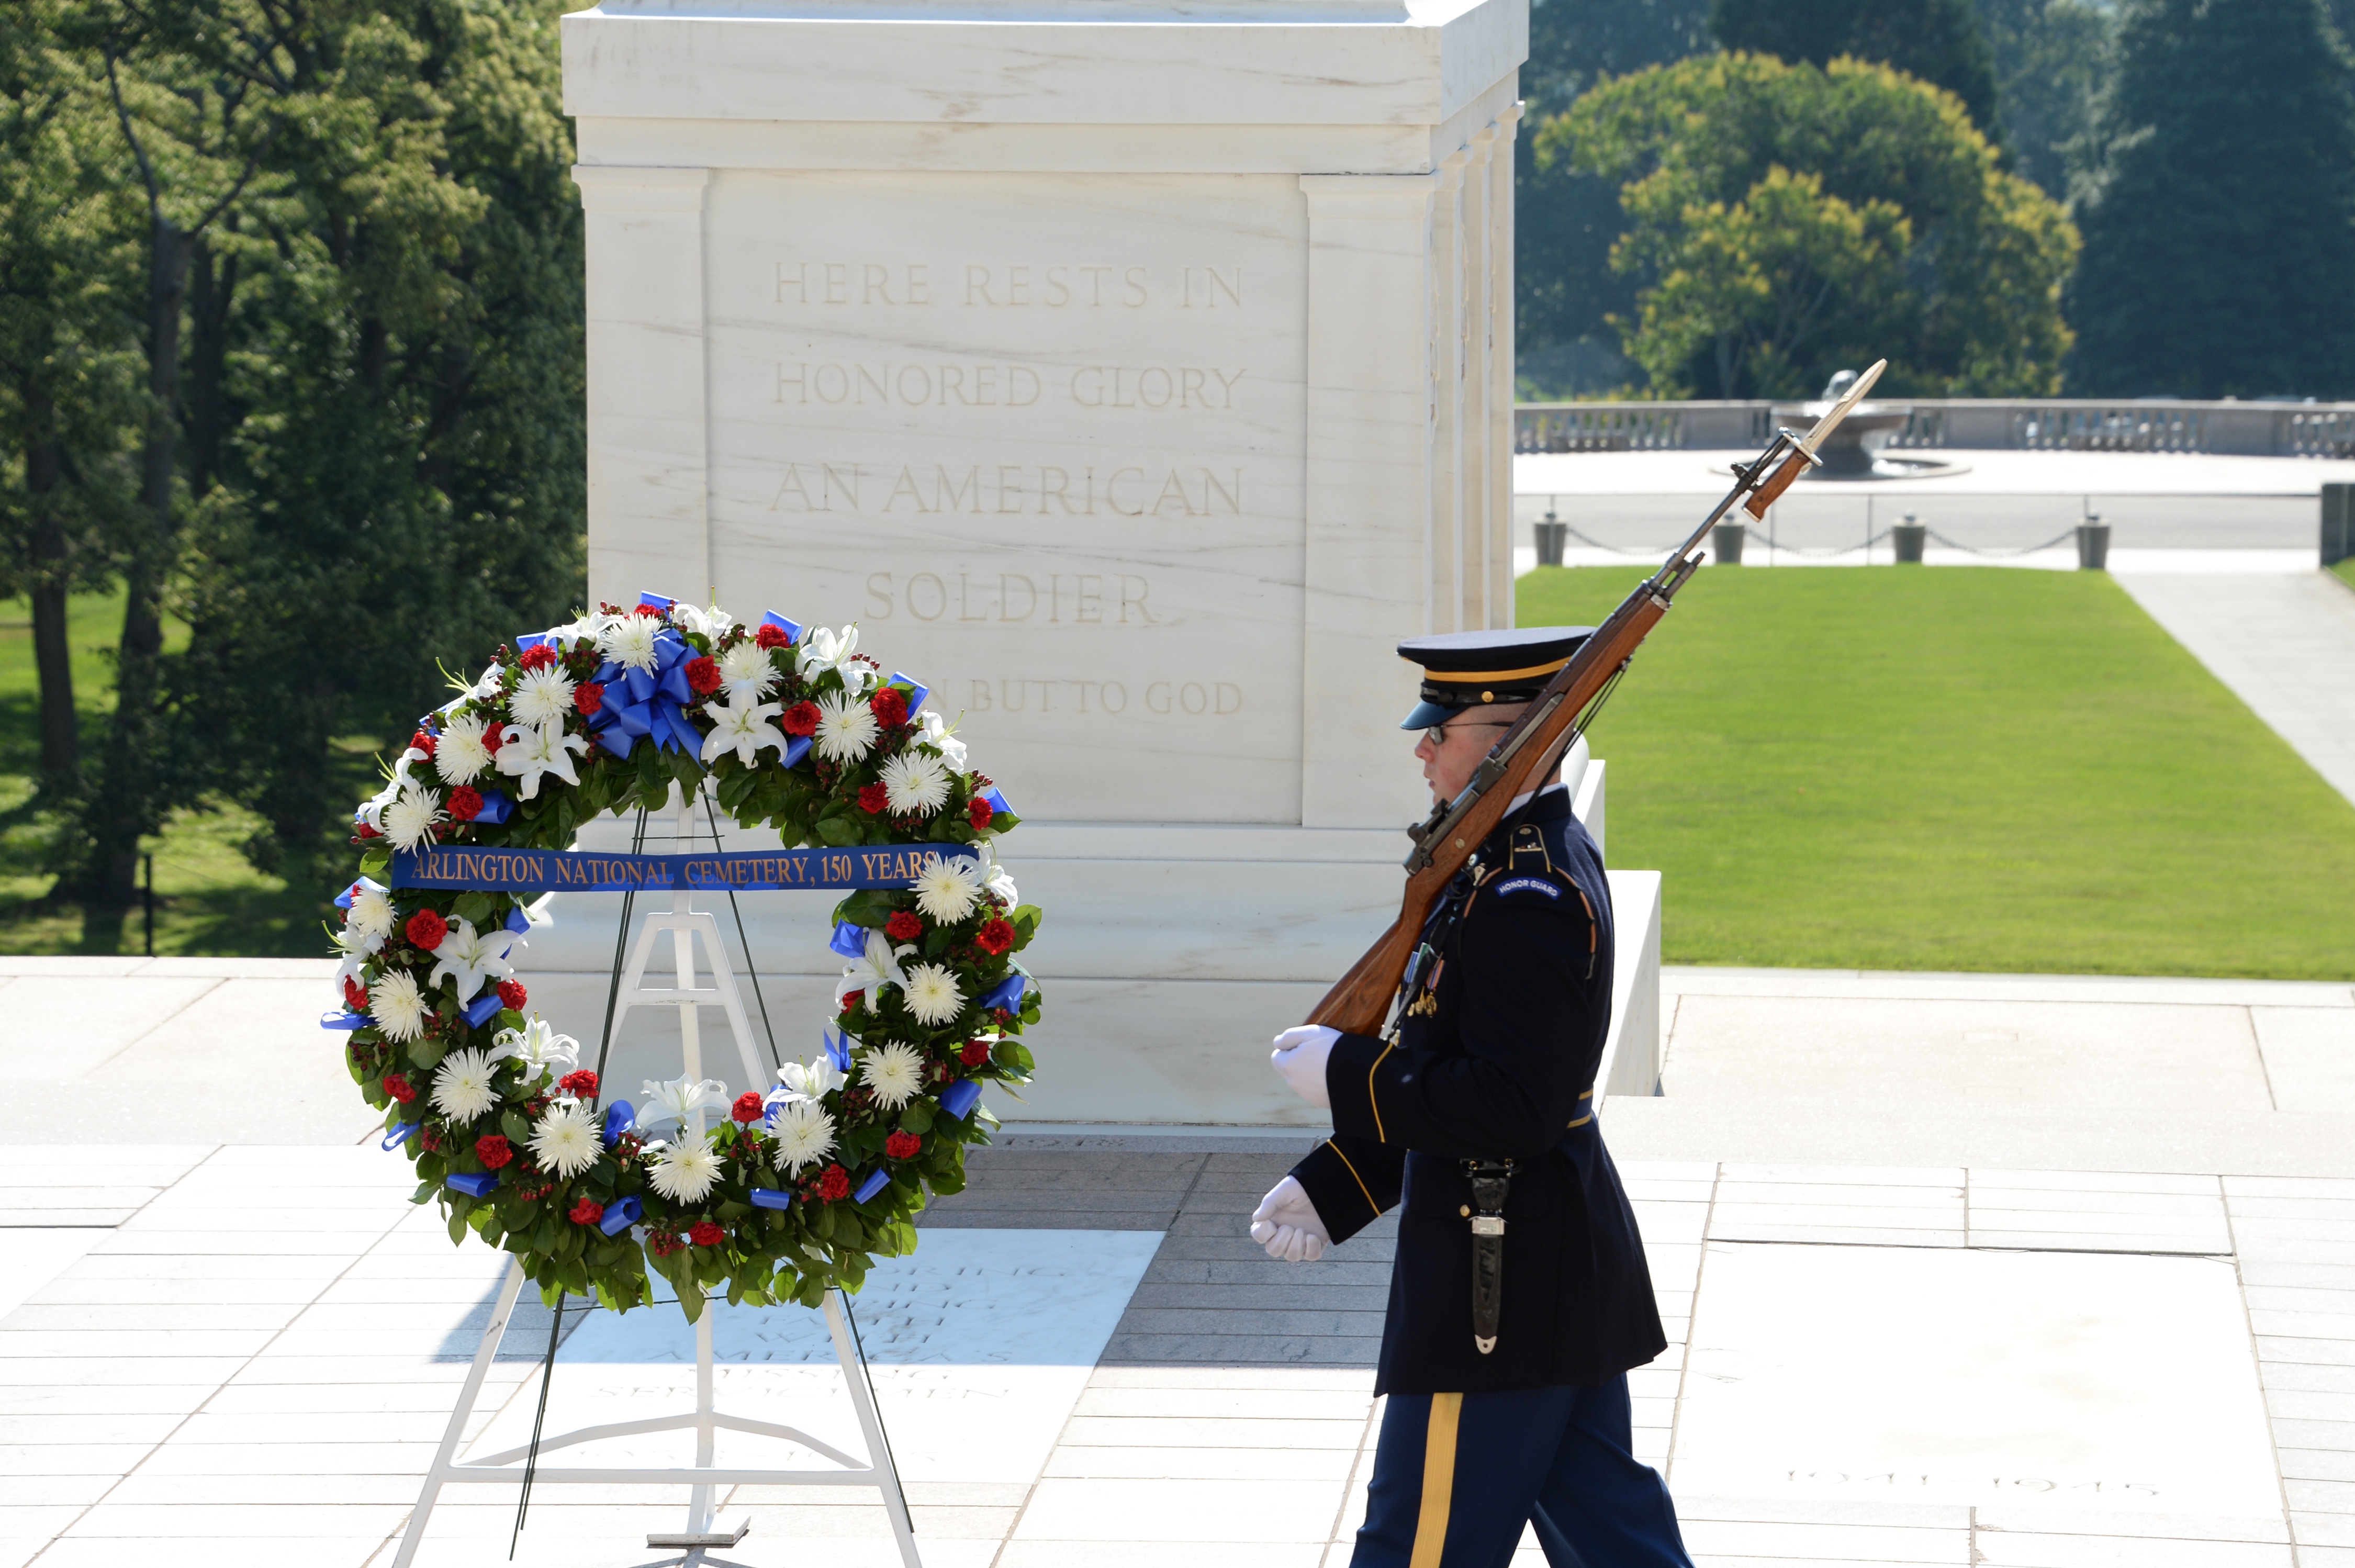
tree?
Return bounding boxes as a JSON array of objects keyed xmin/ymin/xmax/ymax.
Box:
[
  {"xmin": 1550, "ymin": 52, "xmax": 2079, "ymax": 397},
  {"xmin": 2068, "ymin": 0, "xmax": 2355, "ymax": 399},
  {"xmin": 1516, "ymin": 0, "xmax": 1713, "ymax": 396},
  {"xmin": 1975, "ymin": 0, "xmax": 2118, "ymax": 202},
  {"xmin": 1709, "ymin": 0, "xmax": 2004, "ymax": 133}
]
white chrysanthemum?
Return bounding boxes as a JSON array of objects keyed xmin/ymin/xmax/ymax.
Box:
[
  {"xmin": 598, "ymin": 614, "xmax": 661, "ymax": 671},
  {"xmin": 380, "ymin": 783, "xmax": 444, "ymax": 853},
  {"xmin": 347, "ymin": 884, "xmax": 397, "ymax": 941},
  {"xmin": 647, "ymin": 1141, "xmax": 723, "ymax": 1203},
  {"xmin": 369, "ymin": 969, "xmax": 430, "ymax": 1042},
  {"xmin": 431, "ymin": 1046, "xmax": 501, "ymax": 1123},
  {"xmin": 717, "ymin": 639, "xmax": 779, "ymax": 697},
  {"xmin": 813, "ymin": 691, "xmax": 878, "ymax": 763},
  {"xmin": 529, "ymin": 1100, "xmax": 602, "ymax": 1179},
  {"xmin": 434, "ymin": 715, "xmax": 493, "ymax": 786},
  {"xmin": 901, "ymin": 963, "xmax": 965, "ymax": 1026},
  {"xmin": 509, "ymin": 666, "xmax": 577, "ymax": 727},
  {"xmin": 768, "ymin": 1100, "xmax": 838, "ymax": 1176},
  {"xmin": 912, "ymin": 853, "xmax": 984, "ymax": 923},
  {"xmin": 859, "ymin": 1042, "xmax": 926, "ymax": 1112},
  {"xmin": 879, "ymin": 752, "xmax": 951, "ymax": 817},
  {"xmin": 916, "ymin": 710, "xmax": 968, "ymax": 770}
]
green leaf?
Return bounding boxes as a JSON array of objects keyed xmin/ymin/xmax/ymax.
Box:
[
  {"xmin": 360, "ymin": 849, "xmax": 391, "ymax": 879},
  {"xmin": 501, "ymin": 1109, "xmax": 532, "ymax": 1144},
  {"xmin": 900, "ymin": 1101, "xmax": 934, "ymax": 1134},
  {"xmin": 452, "ymin": 892, "xmax": 494, "ymax": 927},
  {"xmin": 815, "ymin": 813, "xmax": 862, "ymax": 848}
]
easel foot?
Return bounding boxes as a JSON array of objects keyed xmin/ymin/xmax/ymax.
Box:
[{"xmin": 649, "ymin": 1515, "xmax": 750, "ymax": 1548}]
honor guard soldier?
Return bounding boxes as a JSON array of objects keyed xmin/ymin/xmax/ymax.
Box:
[{"xmin": 1252, "ymin": 626, "xmax": 1694, "ymax": 1568}]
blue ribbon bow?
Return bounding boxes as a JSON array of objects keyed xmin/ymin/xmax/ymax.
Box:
[
  {"xmin": 447, "ymin": 1172, "xmax": 499, "ymax": 1199},
  {"xmin": 828, "ymin": 921, "xmax": 871, "ymax": 959},
  {"xmin": 853, "ymin": 1168, "xmax": 890, "ymax": 1204},
  {"xmin": 748, "ymin": 1188, "xmax": 795, "ymax": 1211},
  {"xmin": 382, "ymin": 1121, "xmax": 421, "ymax": 1150},
  {"xmin": 504, "ymin": 902, "xmax": 533, "ymax": 935},
  {"xmin": 461, "ymin": 991, "xmax": 504, "ymax": 1028},
  {"xmin": 978, "ymin": 971, "xmax": 1032, "ymax": 1014},
  {"xmin": 603, "ymin": 1101, "xmax": 636, "ymax": 1147},
  {"xmin": 938, "ymin": 1079, "xmax": 983, "ymax": 1121},
  {"xmin": 320, "ymin": 1010, "xmax": 371, "ymax": 1032},
  {"xmin": 584, "ymin": 629, "xmax": 703, "ymax": 761},
  {"xmin": 599, "ymin": 1194, "xmax": 643, "ymax": 1236}
]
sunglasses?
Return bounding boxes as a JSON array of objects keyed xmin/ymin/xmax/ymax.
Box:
[{"xmin": 1423, "ymin": 718, "xmax": 1517, "ymax": 741}]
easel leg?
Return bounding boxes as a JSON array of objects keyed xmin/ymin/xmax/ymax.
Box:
[
  {"xmin": 827, "ymin": 1291, "xmax": 922, "ymax": 1568},
  {"xmin": 392, "ymin": 1258, "xmax": 528, "ymax": 1568},
  {"xmin": 689, "ymin": 1302, "xmax": 717, "ymax": 1533}
]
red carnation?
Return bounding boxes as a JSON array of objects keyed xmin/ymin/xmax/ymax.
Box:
[
  {"xmin": 781, "ymin": 701, "xmax": 820, "ymax": 737},
  {"xmin": 689, "ymin": 1219, "xmax": 725, "ymax": 1248},
  {"xmin": 632, "ymin": 602, "xmax": 665, "ymax": 618},
  {"xmin": 840, "ymin": 990, "xmax": 865, "ymax": 1013},
  {"xmin": 817, "ymin": 1164, "xmax": 851, "ymax": 1202},
  {"xmin": 968, "ymin": 797, "xmax": 996, "ymax": 830},
  {"xmin": 446, "ymin": 786, "xmax": 484, "ymax": 823},
  {"xmin": 686, "ymin": 655, "xmax": 722, "ymax": 696},
  {"xmin": 480, "ymin": 723, "xmax": 507, "ymax": 754},
  {"xmin": 356, "ymin": 822, "xmax": 382, "ymax": 839},
  {"xmin": 858, "ymin": 782, "xmax": 891, "ymax": 814},
  {"xmin": 559, "ymin": 1069, "xmax": 599, "ymax": 1097},
  {"xmin": 475, "ymin": 1134, "xmax": 513, "ymax": 1170},
  {"xmin": 384, "ymin": 1071, "xmax": 417, "ymax": 1104},
  {"xmin": 870, "ymin": 688, "xmax": 909, "ymax": 728},
  {"xmin": 406, "ymin": 909, "xmax": 448, "ymax": 950},
  {"xmin": 732, "ymin": 1091, "xmax": 765, "ymax": 1124},
  {"xmin": 885, "ymin": 910, "xmax": 923, "ymax": 942},
  {"xmin": 960, "ymin": 1039, "xmax": 990, "ymax": 1067},
  {"xmin": 498, "ymin": 978, "xmax": 529, "ymax": 1011},
  {"xmin": 518, "ymin": 643, "xmax": 558, "ymax": 671},
  {"xmin": 575, "ymin": 681, "xmax": 605, "ymax": 717},
  {"xmin": 570, "ymin": 1197, "xmax": 604, "ymax": 1226},
  {"xmin": 410, "ymin": 729, "xmax": 438, "ymax": 757},
  {"xmin": 755, "ymin": 623, "xmax": 792, "ymax": 650},
  {"xmin": 974, "ymin": 917, "xmax": 1016, "ymax": 957},
  {"xmin": 343, "ymin": 975, "xmax": 369, "ymax": 1012},
  {"xmin": 885, "ymin": 1130, "xmax": 922, "ymax": 1160}
]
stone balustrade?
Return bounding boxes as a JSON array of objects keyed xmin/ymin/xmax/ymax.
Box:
[{"xmin": 1516, "ymin": 397, "xmax": 2355, "ymax": 457}]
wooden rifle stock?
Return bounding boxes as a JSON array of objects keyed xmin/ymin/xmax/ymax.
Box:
[{"xmin": 1298, "ymin": 363, "xmax": 1885, "ymax": 1039}]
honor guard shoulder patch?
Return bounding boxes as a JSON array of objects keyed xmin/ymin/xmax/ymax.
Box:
[{"xmin": 1492, "ymin": 875, "xmax": 1564, "ymax": 901}]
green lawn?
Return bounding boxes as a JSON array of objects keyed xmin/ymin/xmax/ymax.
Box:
[
  {"xmin": 2332, "ymin": 557, "xmax": 2355, "ymax": 592},
  {"xmin": 1517, "ymin": 565, "xmax": 2355, "ymax": 979},
  {"xmin": 0, "ymin": 592, "xmax": 378, "ymax": 957}
]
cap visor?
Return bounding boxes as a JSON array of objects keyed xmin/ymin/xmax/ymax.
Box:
[{"xmin": 1399, "ymin": 700, "xmax": 1462, "ymax": 731}]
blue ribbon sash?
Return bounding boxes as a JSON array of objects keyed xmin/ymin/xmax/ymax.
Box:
[{"xmin": 390, "ymin": 843, "xmax": 980, "ymax": 893}]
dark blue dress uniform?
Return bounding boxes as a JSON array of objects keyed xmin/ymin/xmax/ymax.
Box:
[{"xmin": 1285, "ymin": 627, "xmax": 1692, "ymax": 1568}]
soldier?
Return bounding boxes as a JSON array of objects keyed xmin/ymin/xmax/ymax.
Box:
[{"xmin": 1252, "ymin": 625, "xmax": 1694, "ymax": 1568}]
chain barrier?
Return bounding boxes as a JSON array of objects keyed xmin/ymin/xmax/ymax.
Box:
[{"xmin": 1532, "ymin": 517, "xmax": 2090, "ymax": 561}]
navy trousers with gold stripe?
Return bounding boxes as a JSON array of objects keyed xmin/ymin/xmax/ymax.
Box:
[{"xmin": 1352, "ymin": 1377, "xmax": 1694, "ymax": 1568}]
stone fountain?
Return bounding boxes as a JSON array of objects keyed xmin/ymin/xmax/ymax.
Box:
[{"xmin": 1771, "ymin": 368, "xmax": 1966, "ymax": 479}]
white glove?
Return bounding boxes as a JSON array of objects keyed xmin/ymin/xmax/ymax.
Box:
[
  {"xmin": 1250, "ymin": 1176, "xmax": 1332, "ymax": 1263},
  {"xmin": 1271, "ymin": 1024, "xmax": 1339, "ymax": 1109}
]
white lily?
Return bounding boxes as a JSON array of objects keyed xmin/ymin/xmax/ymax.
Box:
[
  {"xmin": 675, "ymin": 602, "xmax": 734, "ymax": 640},
  {"xmin": 495, "ymin": 721, "xmax": 590, "ymax": 800},
  {"xmin": 330, "ymin": 925, "xmax": 382, "ymax": 996},
  {"xmin": 982, "ymin": 845, "xmax": 1019, "ymax": 908},
  {"xmin": 427, "ymin": 917, "xmax": 522, "ymax": 1004},
  {"xmin": 699, "ymin": 688, "xmax": 787, "ymax": 769},
  {"xmin": 770, "ymin": 1052, "xmax": 847, "ymax": 1105},
  {"xmin": 835, "ymin": 927, "xmax": 915, "ymax": 1007},
  {"xmin": 490, "ymin": 1016, "xmax": 579, "ymax": 1074},
  {"xmin": 797, "ymin": 623, "xmax": 874, "ymax": 693},
  {"xmin": 916, "ymin": 709, "xmax": 968, "ymax": 770},
  {"xmin": 638, "ymin": 1073, "xmax": 732, "ymax": 1136}
]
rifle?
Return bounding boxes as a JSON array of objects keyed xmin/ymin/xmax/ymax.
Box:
[{"xmin": 1305, "ymin": 359, "xmax": 1887, "ymax": 1036}]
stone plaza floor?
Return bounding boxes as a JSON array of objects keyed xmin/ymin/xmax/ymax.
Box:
[{"xmin": 6, "ymin": 961, "xmax": 2354, "ymax": 1567}]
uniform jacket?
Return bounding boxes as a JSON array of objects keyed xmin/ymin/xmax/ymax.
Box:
[{"xmin": 1289, "ymin": 786, "xmax": 1668, "ymax": 1396}]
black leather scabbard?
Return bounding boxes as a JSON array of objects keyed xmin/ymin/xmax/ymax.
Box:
[{"xmin": 1465, "ymin": 1160, "xmax": 1513, "ymax": 1354}]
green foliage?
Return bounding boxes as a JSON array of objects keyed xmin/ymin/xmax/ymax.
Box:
[
  {"xmin": 1709, "ymin": 0, "xmax": 2003, "ymax": 132},
  {"xmin": 2332, "ymin": 558, "xmax": 2355, "ymax": 592},
  {"xmin": 1517, "ymin": 566, "xmax": 2355, "ymax": 979},
  {"xmin": 1546, "ymin": 52, "xmax": 2079, "ymax": 397},
  {"xmin": 2068, "ymin": 0, "xmax": 2355, "ymax": 398},
  {"xmin": 0, "ymin": 1, "xmax": 585, "ymax": 931},
  {"xmin": 1975, "ymin": 0, "xmax": 2118, "ymax": 202},
  {"xmin": 1516, "ymin": 0, "xmax": 1713, "ymax": 395}
]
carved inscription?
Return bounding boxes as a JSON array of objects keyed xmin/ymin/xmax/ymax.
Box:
[
  {"xmin": 776, "ymin": 364, "xmax": 1246, "ymax": 412},
  {"xmin": 770, "ymin": 464, "xmax": 1242, "ymax": 517},
  {"xmin": 863, "ymin": 571, "xmax": 1158, "ymax": 626},
  {"xmin": 967, "ymin": 679, "xmax": 1244, "ymax": 715},
  {"xmin": 776, "ymin": 262, "xmax": 1242, "ymax": 310}
]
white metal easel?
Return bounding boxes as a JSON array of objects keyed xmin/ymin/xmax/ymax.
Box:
[{"xmin": 391, "ymin": 785, "xmax": 921, "ymax": 1565}]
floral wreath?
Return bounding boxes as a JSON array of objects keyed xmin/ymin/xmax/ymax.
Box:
[{"xmin": 327, "ymin": 592, "xmax": 1039, "ymax": 1321}]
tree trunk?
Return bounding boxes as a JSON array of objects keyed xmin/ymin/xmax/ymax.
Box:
[
  {"xmin": 85, "ymin": 211, "xmax": 194, "ymax": 919},
  {"xmin": 24, "ymin": 380, "xmax": 77, "ymax": 794}
]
